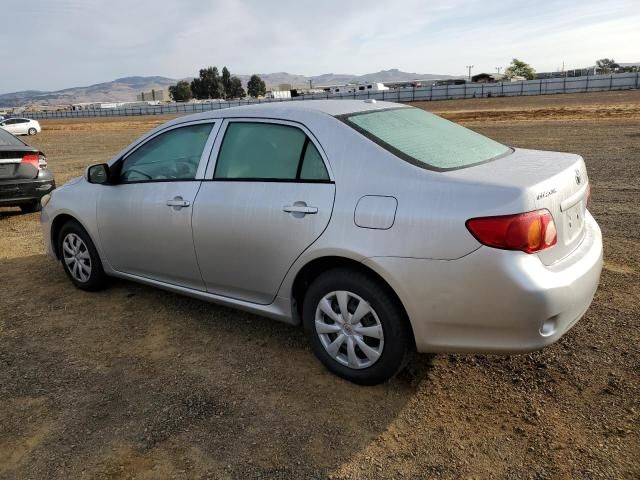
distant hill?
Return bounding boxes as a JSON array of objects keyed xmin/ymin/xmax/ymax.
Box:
[
  {"xmin": 0, "ymin": 76, "xmax": 179, "ymax": 108},
  {"xmin": 237, "ymin": 69, "xmax": 455, "ymax": 88},
  {"xmin": 0, "ymin": 69, "xmax": 456, "ymax": 107}
]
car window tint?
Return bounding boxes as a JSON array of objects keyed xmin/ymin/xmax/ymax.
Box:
[
  {"xmin": 119, "ymin": 123, "xmax": 213, "ymax": 183},
  {"xmin": 214, "ymin": 122, "xmax": 306, "ymax": 180},
  {"xmin": 300, "ymin": 141, "xmax": 329, "ymax": 180},
  {"xmin": 0, "ymin": 128, "xmax": 25, "ymax": 146},
  {"xmin": 345, "ymin": 108, "xmax": 511, "ymax": 170}
]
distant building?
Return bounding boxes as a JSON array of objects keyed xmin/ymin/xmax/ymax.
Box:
[
  {"xmin": 136, "ymin": 89, "xmax": 169, "ymax": 101},
  {"xmin": 432, "ymin": 79, "xmax": 466, "ymax": 86},
  {"xmin": 265, "ymin": 90, "xmax": 292, "ymax": 100},
  {"xmin": 471, "ymin": 73, "xmax": 505, "ymax": 83},
  {"xmin": 318, "ymin": 82, "xmax": 390, "ymax": 95},
  {"xmin": 383, "ymin": 79, "xmax": 462, "ymax": 89},
  {"xmin": 536, "ymin": 67, "xmax": 598, "ymax": 79},
  {"xmin": 71, "ymin": 100, "xmax": 161, "ymax": 111}
]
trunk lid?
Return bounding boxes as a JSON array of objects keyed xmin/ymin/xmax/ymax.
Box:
[
  {"xmin": 0, "ymin": 147, "xmax": 42, "ymax": 181},
  {"xmin": 447, "ymin": 148, "xmax": 589, "ymax": 265}
]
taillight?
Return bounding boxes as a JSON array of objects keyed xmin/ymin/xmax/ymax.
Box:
[
  {"xmin": 586, "ymin": 183, "xmax": 591, "ymax": 209},
  {"xmin": 21, "ymin": 154, "xmax": 40, "ymax": 168},
  {"xmin": 466, "ymin": 209, "xmax": 557, "ymax": 254}
]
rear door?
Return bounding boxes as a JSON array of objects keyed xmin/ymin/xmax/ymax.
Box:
[
  {"xmin": 16, "ymin": 120, "xmax": 29, "ymax": 135},
  {"xmin": 96, "ymin": 121, "xmax": 219, "ymax": 290},
  {"xmin": 192, "ymin": 119, "xmax": 335, "ymax": 304}
]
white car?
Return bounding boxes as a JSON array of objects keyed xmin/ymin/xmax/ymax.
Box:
[{"xmin": 0, "ymin": 118, "xmax": 42, "ymax": 136}]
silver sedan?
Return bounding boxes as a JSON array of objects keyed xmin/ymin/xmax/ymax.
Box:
[{"xmin": 41, "ymin": 100, "xmax": 603, "ymax": 384}]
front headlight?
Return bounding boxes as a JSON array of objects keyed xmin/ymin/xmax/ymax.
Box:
[{"xmin": 40, "ymin": 193, "xmax": 51, "ymax": 208}]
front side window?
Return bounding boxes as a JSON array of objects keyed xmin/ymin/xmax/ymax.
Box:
[
  {"xmin": 119, "ymin": 123, "xmax": 213, "ymax": 183},
  {"xmin": 342, "ymin": 107, "xmax": 511, "ymax": 171},
  {"xmin": 214, "ymin": 122, "xmax": 329, "ymax": 181}
]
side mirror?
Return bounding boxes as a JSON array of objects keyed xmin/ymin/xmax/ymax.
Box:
[{"xmin": 86, "ymin": 163, "xmax": 110, "ymax": 184}]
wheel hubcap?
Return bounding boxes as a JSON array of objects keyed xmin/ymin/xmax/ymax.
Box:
[
  {"xmin": 62, "ymin": 233, "xmax": 92, "ymax": 282},
  {"xmin": 314, "ymin": 290, "xmax": 384, "ymax": 369}
]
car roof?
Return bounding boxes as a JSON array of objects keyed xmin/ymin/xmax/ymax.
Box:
[{"xmin": 167, "ymin": 100, "xmax": 408, "ymax": 126}]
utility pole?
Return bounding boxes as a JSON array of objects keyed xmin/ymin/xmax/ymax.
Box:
[
  {"xmin": 495, "ymin": 67, "xmax": 502, "ymax": 74},
  {"xmin": 309, "ymin": 79, "xmax": 313, "ymax": 90},
  {"xmin": 465, "ymin": 65, "xmax": 474, "ymax": 80}
]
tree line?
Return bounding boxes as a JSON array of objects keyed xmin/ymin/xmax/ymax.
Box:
[
  {"xmin": 501, "ymin": 58, "xmax": 633, "ymax": 81},
  {"xmin": 169, "ymin": 67, "xmax": 266, "ymax": 102}
]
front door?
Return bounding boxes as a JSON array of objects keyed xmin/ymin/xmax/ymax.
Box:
[
  {"xmin": 192, "ymin": 119, "xmax": 335, "ymax": 304},
  {"xmin": 1, "ymin": 119, "xmax": 20, "ymax": 134},
  {"xmin": 97, "ymin": 121, "xmax": 217, "ymax": 290}
]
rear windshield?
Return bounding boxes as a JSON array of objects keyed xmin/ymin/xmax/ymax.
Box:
[
  {"xmin": 0, "ymin": 128, "xmax": 26, "ymax": 147},
  {"xmin": 342, "ymin": 107, "xmax": 511, "ymax": 171}
]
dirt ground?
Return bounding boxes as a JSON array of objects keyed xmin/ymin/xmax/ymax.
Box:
[{"xmin": 1, "ymin": 91, "xmax": 638, "ymax": 479}]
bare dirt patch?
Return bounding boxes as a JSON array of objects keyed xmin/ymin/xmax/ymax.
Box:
[
  {"xmin": 1, "ymin": 92, "xmax": 638, "ymax": 479},
  {"xmin": 421, "ymin": 89, "xmax": 640, "ymax": 123}
]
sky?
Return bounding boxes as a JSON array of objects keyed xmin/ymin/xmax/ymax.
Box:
[{"xmin": 1, "ymin": 0, "xmax": 639, "ymax": 93}]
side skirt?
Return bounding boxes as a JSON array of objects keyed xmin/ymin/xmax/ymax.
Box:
[{"xmin": 109, "ymin": 270, "xmax": 297, "ymax": 325}]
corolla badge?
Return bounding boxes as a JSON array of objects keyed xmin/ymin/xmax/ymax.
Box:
[
  {"xmin": 575, "ymin": 169, "xmax": 582, "ymax": 185},
  {"xmin": 537, "ymin": 188, "xmax": 557, "ymax": 200}
]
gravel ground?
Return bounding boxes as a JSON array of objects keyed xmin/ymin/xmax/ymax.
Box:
[{"xmin": 0, "ymin": 91, "xmax": 638, "ymax": 479}]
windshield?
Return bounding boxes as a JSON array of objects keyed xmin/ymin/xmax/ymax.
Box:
[
  {"xmin": 342, "ymin": 107, "xmax": 511, "ymax": 171},
  {"xmin": 0, "ymin": 127, "xmax": 26, "ymax": 147}
]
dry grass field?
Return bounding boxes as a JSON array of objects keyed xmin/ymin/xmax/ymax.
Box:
[{"xmin": 1, "ymin": 91, "xmax": 639, "ymax": 479}]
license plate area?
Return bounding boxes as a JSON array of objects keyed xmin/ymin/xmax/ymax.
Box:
[
  {"xmin": 563, "ymin": 203, "xmax": 585, "ymax": 243},
  {"xmin": 0, "ymin": 164, "xmax": 14, "ymax": 178}
]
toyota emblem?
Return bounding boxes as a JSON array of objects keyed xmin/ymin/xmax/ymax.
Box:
[{"xmin": 575, "ymin": 169, "xmax": 582, "ymax": 185}]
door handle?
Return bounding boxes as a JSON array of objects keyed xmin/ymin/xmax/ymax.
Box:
[
  {"xmin": 166, "ymin": 196, "xmax": 190, "ymax": 208},
  {"xmin": 283, "ymin": 205, "xmax": 318, "ymax": 215}
]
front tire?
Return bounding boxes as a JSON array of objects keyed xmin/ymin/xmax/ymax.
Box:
[
  {"xmin": 28, "ymin": 127, "xmax": 37, "ymax": 135},
  {"xmin": 58, "ymin": 221, "xmax": 106, "ymax": 291},
  {"xmin": 302, "ymin": 268, "xmax": 412, "ymax": 385}
]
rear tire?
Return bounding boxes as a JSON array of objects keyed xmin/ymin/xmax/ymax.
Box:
[
  {"xmin": 28, "ymin": 127, "xmax": 37, "ymax": 135},
  {"xmin": 302, "ymin": 268, "xmax": 412, "ymax": 385},
  {"xmin": 57, "ymin": 220, "xmax": 106, "ymax": 291},
  {"xmin": 20, "ymin": 200, "xmax": 41, "ymax": 213}
]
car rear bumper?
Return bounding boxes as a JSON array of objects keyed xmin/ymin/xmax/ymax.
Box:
[
  {"xmin": 0, "ymin": 171, "xmax": 55, "ymax": 206},
  {"xmin": 364, "ymin": 211, "xmax": 603, "ymax": 354}
]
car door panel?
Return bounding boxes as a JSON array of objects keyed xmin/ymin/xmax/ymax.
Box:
[
  {"xmin": 193, "ymin": 181, "xmax": 335, "ymax": 303},
  {"xmin": 97, "ymin": 182, "xmax": 205, "ymax": 289},
  {"xmin": 192, "ymin": 118, "xmax": 335, "ymax": 305},
  {"xmin": 2, "ymin": 120, "xmax": 18, "ymax": 134},
  {"xmin": 96, "ymin": 121, "xmax": 218, "ymax": 290}
]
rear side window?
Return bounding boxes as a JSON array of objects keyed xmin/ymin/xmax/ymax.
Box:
[
  {"xmin": 0, "ymin": 128, "xmax": 25, "ymax": 147},
  {"xmin": 342, "ymin": 108, "xmax": 511, "ymax": 171},
  {"xmin": 214, "ymin": 122, "xmax": 329, "ymax": 181}
]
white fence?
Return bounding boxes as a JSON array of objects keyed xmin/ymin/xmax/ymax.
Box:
[{"xmin": 21, "ymin": 72, "xmax": 640, "ymax": 120}]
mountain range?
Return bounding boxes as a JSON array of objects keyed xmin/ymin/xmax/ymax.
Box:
[{"xmin": 0, "ymin": 69, "xmax": 456, "ymax": 107}]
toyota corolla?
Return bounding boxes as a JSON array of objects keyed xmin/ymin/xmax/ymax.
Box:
[{"xmin": 41, "ymin": 100, "xmax": 603, "ymax": 384}]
